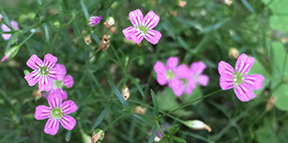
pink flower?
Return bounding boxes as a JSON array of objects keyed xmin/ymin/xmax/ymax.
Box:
[
  {"xmin": 1, "ymin": 20, "xmax": 19, "ymax": 40},
  {"xmin": 174, "ymin": 65, "xmax": 196, "ymax": 96},
  {"xmin": 35, "ymin": 94, "xmax": 77, "ymax": 135},
  {"xmin": 0, "ymin": 14, "xmax": 2, "ymax": 21},
  {"xmin": 122, "ymin": 9, "xmax": 162, "ymax": 45},
  {"xmin": 190, "ymin": 61, "xmax": 209, "ymax": 86},
  {"xmin": 218, "ymin": 53, "xmax": 265, "ymax": 102},
  {"xmin": 49, "ymin": 64, "xmax": 74, "ymax": 100},
  {"xmin": 88, "ymin": 16, "xmax": 102, "ymax": 26},
  {"xmin": 24, "ymin": 54, "xmax": 62, "ymax": 91}
]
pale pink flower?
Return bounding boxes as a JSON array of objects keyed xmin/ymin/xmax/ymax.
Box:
[
  {"xmin": 88, "ymin": 16, "xmax": 102, "ymax": 27},
  {"xmin": 190, "ymin": 61, "xmax": 209, "ymax": 86},
  {"xmin": 1, "ymin": 20, "xmax": 19, "ymax": 40},
  {"xmin": 218, "ymin": 53, "xmax": 264, "ymax": 102},
  {"xmin": 174, "ymin": 64, "xmax": 196, "ymax": 96},
  {"xmin": 0, "ymin": 14, "xmax": 2, "ymax": 21},
  {"xmin": 122, "ymin": 9, "xmax": 162, "ymax": 45},
  {"xmin": 24, "ymin": 54, "xmax": 62, "ymax": 91},
  {"xmin": 35, "ymin": 94, "xmax": 77, "ymax": 135},
  {"xmin": 49, "ymin": 64, "xmax": 74, "ymax": 100}
]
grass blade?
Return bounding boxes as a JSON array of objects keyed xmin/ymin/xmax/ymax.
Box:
[{"xmin": 151, "ymin": 89, "xmax": 159, "ymax": 116}]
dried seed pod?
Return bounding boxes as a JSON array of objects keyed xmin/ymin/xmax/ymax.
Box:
[
  {"xmin": 32, "ymin": 90, "xmax": 42, "ymax": 100},
  {"xmin": 98, "ymin": 34, "xmax": 110, "ymax": 50},
  {"xmin": 170, "ymin": 11, "xmax": 178, "ymax": 16},
  {"xmin": 184, "ymin": 120, "xmax": 212, "ymax": 132},
  {"xmin": 92, "ymin": 129, "xmax": 105, "ymax": 143},
  {"xmin": 229, "ymin": 48, "xmax": 239, "ymax": 59},
  {"xmin": 178, "ymin": 0, "xmax": 187, "ymax": 8},
  {"xmin": 121, "ymin": 85, "xmax": 130, "ymax": 100},
  {"xmin": 224, "ymin": 0, "xmax": 232, "ymax": 6},
  {"xmin": 266, "ymin": 96, "xmax": 276, "ymax": 112},
  {"xmin": 109, "ymin": 26, "xmax": 117, "ymax": 33},
  {"xmin": 134, "ymin": 106, "xmax": 145, "ymax": 114},
  {"xmin": 82, "ymin": 30, "xmax": 91, "ymax": 45}
]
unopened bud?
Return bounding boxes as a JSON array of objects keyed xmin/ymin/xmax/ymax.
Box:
[
  {"xmin": 184, "ymin": 120, "xmax": 212, "ymax": 132},
  {"xmin": 109, "ymin": 26, "xmax": 117, "ymax": 33},
  {"xmin": 24, "ymin": 70, "xmax": 30, "ymax": 75},
  {"xmin": 224, "ymin": 0, "xmax": 232, "ymax": 6},
  {"xmin": 32, "ymin": 90, "xmax": 42, "ymax": 100},
  {"xmin": 121, "ymin": 85, "xmax": 130, "ymax": 100},
  {"xmin": 0, "ymin": 14, "xmax": 2, "ymax": 22},
  {"xmin": 53, "ymin": 21, "xmax": 60, "ymax": 28},
  {"xmin": 178, "ymin": 0, "xmax": 187, "ymax": 8},
  {"xmin": 229, "ymin": 48, "xmax": 239, "ymax": 59},
  {"xmin": 82, "ymin": 30, "xmax": 91, "ymax": 45},
  {"xmin": 1, "ymin": 45, "xmax": 21, "ymax": 62},
  {"xmin": 266, "ymin": 96, "xmax": 276, "ymax": 112},
  {"xmin": 134, "ymin": 106, "xmax": 145, "ymax": 114},
  {"xmin": 92, "ymin": 129, "xmax": 105, "ymax": 143},
  {"xmin": 104, "ymin": 17, "xmax": 115, "ymax": 27},
  {"xmin": 99, "ymin": 34, "xmax": 110, "ymax": 50}
]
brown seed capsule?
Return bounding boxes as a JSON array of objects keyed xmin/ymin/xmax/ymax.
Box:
[
  {"xmin": 91, "ymin": 133, "xmax": 101, "ymax": 143},
  {"xmin": 121, "ymin": 85, "xmax": 130, "ymax": 100},
  {"xmin": 170, "ymin": 11, "xmax": 178, "ymax": 16},
  {"xmin": 98, "ymin": 34, "xmax": 110, "ymax": 50},
  {"xmin": 266, "ymin": 96, "xmax": 276, "ymax": 112},
  {"xmin": 178, "ymin": 0, "xmax": 187, "ymax": 8},
  {"xmin": 109, "ymin": 26, "xmax": 117, "ymax": 33},
  {"xmin": 229, "ymin": 48, "xmax": 239, "ymax": 59},
  {"xmin": 82, "ymin": 30, "xmax": 91, "ymax": 45},
  {"xmin": 32, "ymin": 90, "xmax": 42, "ymax": 100},
  {"xmin": 134, "ymin": 106, "xmax": 145, "ymax": 114}
]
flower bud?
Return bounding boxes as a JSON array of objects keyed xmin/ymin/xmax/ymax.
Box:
[
  {"xmin": 92, "ymin": 129, "xmax": 105, "ymax": 143},
  {"xmin": 266, "ymin": 96, "xmax": 276, "ymax": 112},
  {"xmin": 109, "ymin": 26, "xmax": 117, "ymax": 33},
  {"xmin": 1, "ymin": 45, "xmax": 20, "ymax": 62},
  {"xmin": 98, "ymin": 34, "xmax": 110, "ymax": 50},
  {"xmin": 53, "ymin": 21, "xmax": 61, "ymax": 28},
  {"xmin": 0, "ymin": 14, "xmax": 2, "ymax": 22},
  {"xmin": 104, "ymin": 17, "xmax": 115, "ymax": 27},
  {"xmin": 121, "ymin": 85, "xmax": 130, "ymax": 100},
  {"xmin": 224, "ymin": 0, "xmax": 232, "ymax": 6},
  {"xmin": 178, "ymin": 0, "xmax": 187, "ymax": 8},
  {"xmin": 134, "ymin": 106, "xmax": 145, "ymax": 114},
  {"xmin": 184, "ymin": 120, "xmax": 212, "ymax": 132},
  {"xmin": 82, "ymin": 30, "xmax": 91, "ymax": 45},
  {"xmin": 228, "ymin": 48, "xmax": 239, "ymax": 59},
  {"xmin": 88, "ymin": 16, "xmax": 102, "ymax": 27}
]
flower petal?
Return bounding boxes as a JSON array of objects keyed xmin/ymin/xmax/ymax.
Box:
[
  {"xmin": 197, "ymin": 75, "xmax": 209, "ymax": 86},
  {"xmin": 44, "ymin": 118, "xmax": 59, "ymax": 135},
  {"xmin": 166, "ymin": 57, "xmax": 178, "ymax": 70},
  {"xmin": 55, "ymin": 64, "xmax": 66, "ymax": 79},
  {"xmin": 60, "ymin": 115, "xmax": 76, "ymax": 130},
  {"xmin": 44, "ymin": 53, "xmax": 58, "ymax": 69},
  {"xmin": 218, "ymin": 61, "xmax": 234, "ymax": 77},
  {"xmin": 235, "ymin": 54, "xmax": 255, "ymax": 75},
  {"xmin": 129, "ymin": 9, "xmax": 143, "ymax": 26},
  {"xmin": 11, "ymin": 20, "xmax": 19, "ymax": 30},
  {"xmin": 48, "ymin": 94, "xmax": 62, "ymax": 108},
  {"xmin": 122, "ymin": 26, "xmax": 136, "ymax": 40},
  {"xmin": 1, "ymin": 24, "xmax": 11, "ymax": 40},
  {"xmin": 154, "ymin": 61, "xmax": 166, "ymax": 74},
  {"xmin": 157, "ymin": 73, "xmax": 167, "ymax": 85},
  {"xmin": 190, "ymin": 61, "xmax": 207, "ymax": 74},
  {"xmin": 143, "ymin": 11, "xmax": 160, "ymax": 29},
  {"xmin": 61, "ymin": 100, "xmax": 78, "ymax": 114},
  {"xmin": 243, "ymin": 74, "xmax": 264, "ymax": 90},
  {"xmin": 24, "ymin": 71, "xmax": 41, "ymax": 86},
  {"xmin": 233, "ymin": 85, "xmax": 255, "ymax": 102},
  {"xmin": 26, "ymin": 54, "xmax": 43, "ymax": 70},
  {"xmin": 144, "ymin": 30, "xmax": 162, "ymax": 45},
  {"xmin": 49, "ymin": 88, "xmax": 67, "ymax": 100},
  {"xmin": 174, "ymin": 64, "xmax": 189, "ymax": 78},
  {"xmin": 219, "ymin": 75, "xmax": 234, "ymax": 90},
  {"xmin": 39, "ymin": 76, "xmax": 52, "ymax": 91},
  {"xmin": 63, "ymin": 75, "xmax": 74, "ymax": 88},
  {"xmin": 49, "ymin": 67, "xmax": 63, "ymax": 81},
  {"xmin": 35, "ymin": 105, "xmax": 51, "ymax": 120},
  {"xmin": 129, "ymin": 30, "xmax": 143, "ymax": 44},
  {"xmin": 168, "ymin": 78, "xmax": 183, "ymax": 96},
  {"xmin": 184, "ymin": 80, "xmax": 196, "ymax": 95}
]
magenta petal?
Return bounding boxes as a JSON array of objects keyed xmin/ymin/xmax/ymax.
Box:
[
  {"xmin": 218, "ymin": 61, "xmax": 234, "ymax": 77},
  {"xmin": 129, "ymin": 9, "xmax": 143, "ymax": 26},
  {"xmin": 144, "ymin": 30, "xmax": 162, "ymax": 45},
  {"xmin": 63, "ymin": 75, "xmax": 74, "ymax": 88},
  {"xmin": 154, "ymin": 61, "xmax": 166, "ymax": 74},
  {"xmin": 48, "ymin": 94, "xmax": 62, "ymax": 108},
  {"xmin": 1, "ymin": 24, "xmax": 11, "ymax": 40},
  {"xmin": 233, "ymin": 85, "xmax": 255, "ymax": 102},
  {"xmin": 157, "ymin": 73, "xmax": 167, "ymax": 85},
  {"xmin": 49, "ymin": 89, "xmax": 67, "ymax": 100},
  {"xmin": 235, "ymin": 54, "xmax": 255, "ymax": 75},
  {"xmin": 129, "ymin": 31, "xmax": 143, "ymax": 44},
  {"xmin": 44, "ymin": 118, "xmax": 59, "ymax": 135},
  {"xmin": 190, "ymin": 61, "xmax": 207, "ymax": 74},
  {"xmin": 61, "ymin": 100, "xmax": 78, "ymax": 114},
  {"xmin": 174, "ymin": 64, "xmax": 189, "ymax": 78},
  {"xmin": 24, "ymin": 71, "xmax": 41, "ymax": 86},
  {"xmin": 168, "ymin": 79, "xmax": 183, "ymax": 96},
  {"xmin": 39, "ymin": 76, "xmax": 52, "ymax": 91},
  {"xmin": 243, "ymin": 74, "xmax": 264, "ymax": 90},
  {"xmin": 188, "ymin": 78, "xmax": 196, "ymax": 89},
  {"xmin": 166, "ymin": 57, "xmax": 178, "ymax": 70},
  {"xmin": 26, "ymin": 54, "xmax": 43, "ymax": 70},
  {"xmin": 49, "ymin": 68, "xmax": 63, "ymax": 81},
  {"xmin": 11, "ymin": 20, "xmax": 19, "ymax": 30},
  {"xmin": 44, "ymin": 53, "xmax": 58, "ymax": 69},
  {"xmin": 35, "ymin": 105, "xmax": 51, "ymax": 120},
  {"xmin": 122, "ymin": 26, "xmax": 136, "ymax": 40},
  {"xmin": 143, "ymin": 11, "xmax": 160, "ymax": 29},
  {"xmin": 197, "ymin": 75, "xmax": 209, "ymax": 86},
  {"xmin": 60, "ymin": 115, "xmax": 76, "ymax": 130},
  {"xmin": 219, "ymin": 75, "xmax": 234, "ymax": 90},
  {"xmin": 55, "ymin": 64, "xmax": 66, "ymax": 79}
]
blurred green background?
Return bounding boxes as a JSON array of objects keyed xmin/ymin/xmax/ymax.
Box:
[{"xmin": 1, "ymin": 0, "xmax": 288, "ymax": 142}]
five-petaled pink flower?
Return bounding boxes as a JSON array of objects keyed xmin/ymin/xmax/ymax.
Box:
[
  {"xmin": 122, "ymin": 9, "xmax": 162, "ymax": 45},
  {"xmin": 190, "ymin": 61, "xmax": 209, "ymax": 86},
  {"xmin": 88, "ymin": 16, "xmax": 102, "ymax": 27},
  {"xmin": 24, "ymin": 54, "xmax": 62, "ymax": 91},
  {"xmin": 1, "ymin": 20, "xmax": 19, "ymax": 40},
  {"xmin": 35, "ymin": 94, "xmax": 77, "ymax": 135},
  {"xmin": 218, "ymin": 53, "xmax": 264, "ymax": 102},
  {"xmin": 174, "ymin": 64, "xmax": 196, "ymax": 96},
  {"xmin": 48, "ymin": 64, "xmax": 74, "ymax": 100}
]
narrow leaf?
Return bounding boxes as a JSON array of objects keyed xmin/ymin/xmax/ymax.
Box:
[
  {"xmin": 93, "ymin": 106, "xmax": 110, "ymax": 129},
  {"xmin": 80, "ymin": 0, "xmax": 89, "ymax": 20},
  {"xmin": 241, "ymin": 0, "xmax": 255, "ymax": 13},
  {"xmin": 148, "ymin": 127, "xmax": 158, "ymax": 143},
  {"xmin": 151, "ymin": 89, "xmax": 159, "ymax": 116},
  {"xmin": 107, "ymin": 76, "xmax": 128, "ymax": 107}
]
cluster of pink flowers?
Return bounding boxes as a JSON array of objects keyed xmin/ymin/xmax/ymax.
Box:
[
  {"xmin": 24, "ymin": 54, "xmax": 77, "ymax": 135},
  {"xmin": 154, "ymin": 57, "xmax": 209, "ymax": 96}
]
